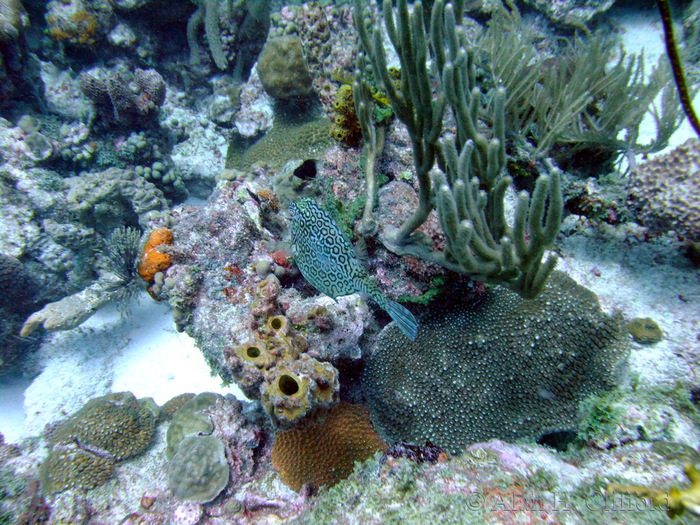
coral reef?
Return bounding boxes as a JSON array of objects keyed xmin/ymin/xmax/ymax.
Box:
[
  {"xmin": 232, "ymin": 68, "xmax": 274, "ymax": 138},
  {"xmin": 186, "ymin": 0, "xmax": 269, "ymax": 74},
  {"xmin": 39, "ymin": 445, "xmax": 116, "ymax": 495},
  {"xmin": 0, "ymin": 252, "xmax": 27, "ymax": 309},
  {"xmin": 226, "ymin": 116, "xmax": 333, "ymax": 171},
  {"xmin": 329, "ymin": 84, "xmax": 361, "ymax": 146},
  {"xmin": 154, "ymin": 183, "xmax": 259, "ymax": 380},
  {"xmin": 294, "ymin": 1, "xmax": 358, "ymax": 117},
  {"xmin": 168, "ymin": 435, "xmax": 229, "ymax": 503},
  {"xmin": 271, "ymin": 402, "xmax": 387, "ymax": 491},
  {"xmin": 46, "ymin": 0, "xmax": 113, "ymax": 46},
  {"xmin": 225, "ymin": 274, "xmax": 340, "ymax": 427},
  {"xmin": 256, "ymin": 35, "xmax": 314, "ymax": 100},
  {"xmin": 65, "ymin": 167, "xmax": 168, "ymax": 231},
  {"xmin": 607, "ymin": 462, "xmax": 700, "ymax": 518},
  {"xmin": 0, "ymin": 0, "xmax": 28, "ymax": 42},
  {"xmin": 355, "ymin": 0, "xmax": 563, "ymax": 298},
  {"xmin": 20, "ymin": 281, "xmax": 119, "ymax": 336},
  {"xmin": 576, "ymin": 387, "xmax": 700, "ymax": 450},
  {"xmin": 298, "ymin": 438, "xmax": 697, "ymax": 524},
  {"xmin": 521, "ymin": 0, "xmax": 615, "ymax": 29},
  {"xmin": 40, "ymin": 392, "xmax": 157, "ymax": 494},
  {"xmin": 165, "ymin": 393, "xmax": 263, "ymax": 503},
  {"xmin": 137, "ymin": 227, "xmax": 173, "ymax": 283},
  {"xmin": 363, "ymin": 271, "xmax": 628, "ymax": 454},
  {"xmin": 629, "ymin": 138, "xmax": 700, "ymax": 243},
  {"xmin": 79, "ymin": 65, "xmax": 166, "ymax": 128},
  {"xmin": 47, "ymin": 391, "xmax": 157, "ymax": 461}
]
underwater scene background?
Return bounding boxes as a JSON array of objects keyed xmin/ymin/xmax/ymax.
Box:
[{"xmin": 1, "ymin": 0, "xmax": 700, "ymax": 522}]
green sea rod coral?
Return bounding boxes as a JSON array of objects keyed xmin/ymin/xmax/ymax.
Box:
[
  {"xmin": 362, "ymin": 271, "xmax": 628, "ymax": 454},
  {"xmin": 354, "ymin": 0, "xmax": 563, "ymax": 298}
]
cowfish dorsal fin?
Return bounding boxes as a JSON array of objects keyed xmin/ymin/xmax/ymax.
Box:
[{"xmin": 354, "ymin": 237, "xmax": 369, "ymax": 268}]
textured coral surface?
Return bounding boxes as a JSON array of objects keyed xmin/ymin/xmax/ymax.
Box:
[
  {"xmin": 630, "ymin": 138, "xmax": 700, "ymax": 243},
  {"xmin": 272, "ymin": 402, "xmax": 388, "ymax": 491},
  {"xmin": 363, "ymin": 271, "xmax": 628, "ymax": 454}
]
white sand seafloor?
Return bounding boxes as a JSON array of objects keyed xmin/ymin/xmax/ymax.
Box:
[
  {"xmin": 1, "ymin": 7, "xmax": 699, "ymax": 450},
  {"xmin": 0, "ymin": 297, "xmax": 241, "ymax": 442}
]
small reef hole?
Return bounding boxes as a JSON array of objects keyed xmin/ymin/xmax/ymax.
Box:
[{"xmin": 279, "ymin": 374, "xmax": 300, "ymax": 396}]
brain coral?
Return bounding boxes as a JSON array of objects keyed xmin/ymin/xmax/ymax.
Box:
[
  {"xmin": 271, "ymin": 402, "xmax": 387, "ymax": 492},
  {"xmin": 362, "ymin": 271, "xmax": 628, "ymax": 454},
  {"xmin": 629, "ymin": 138, "xmax": 700, "ymax": 242}
]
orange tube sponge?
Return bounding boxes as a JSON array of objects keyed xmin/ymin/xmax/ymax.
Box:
[{"xmin": 137, "ymin": 227, "xmax": 173, "ymax": 283}]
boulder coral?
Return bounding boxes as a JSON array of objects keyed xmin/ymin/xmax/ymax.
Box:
[
  {"xmin": 363, "ymin": 271, "xmax": 628, "ymax": 454},
  {"xmin": 168, "ymin": 434, "xmax": 229, "ymax": 504},
  {"xmin": 256, "ymin": 35, "xmax": 314, "ymax": 99},
  {"xmin": 271, "ymin": 402, "xmax": 387, "ymax": 492},
  {"xmin": 629, "ymin": 138, "xmax": 700, "ymax": 243},
  {"xmin": 165, "ymin": 393, "xmax": 263, "ymax": 502},
  {"xmin": 40, "ymin": 392, "xmax": 157, "ymax": 494}
]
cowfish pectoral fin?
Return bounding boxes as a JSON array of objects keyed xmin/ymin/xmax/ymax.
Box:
[{"xmin": 385, "ymin": 300, "xmax": 419, "ymax": 341}]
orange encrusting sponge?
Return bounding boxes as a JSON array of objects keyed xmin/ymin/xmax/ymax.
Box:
[{"xmin": 137, "ymin": 227, "xmax": 173, "ymax": 283}]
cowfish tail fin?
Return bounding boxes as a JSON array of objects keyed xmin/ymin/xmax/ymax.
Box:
[{"xmin": 385, "ymin": 300, "xmax": 419, "ymax": 341}]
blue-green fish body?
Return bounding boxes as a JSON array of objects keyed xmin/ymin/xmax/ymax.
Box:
[{"xmin": 290, "ymin": 198, "xmax": 418, "ymax": 340}]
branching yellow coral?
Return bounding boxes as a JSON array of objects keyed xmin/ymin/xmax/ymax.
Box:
[{"xmin": 606, "ymin": 463, "xmax": 700, "ymax": 518}]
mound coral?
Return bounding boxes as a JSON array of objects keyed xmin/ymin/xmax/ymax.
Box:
[
  {"xmin": 629, "ymin": 138, "xmax": 700, "ymax": 243},
  {"xmin": 272, "ymin": 402, "xmax": 387, "ymax": 491},
  {"xmin": 362, "ymin": 271, "xmax": 628, "ymax": 454},
  {"xmin": 165, "ymin": 393, "xmax": 262, "ymax": 503},
  {"xmin": 40, "ymin": 392, "xmax": 157, "ymax": 494},
  {"xmin": 137, "ymin": 227, "xmax": 173, "ymax": 283},
  {"xmin": 39, "ymin": 444, "xmax": 116, "ymax": 494},
  {"xmin": 257, "ymin": 35, "xmax": 314, "ymax": 99},
  {"xmin": 168, "ymin": 435, "xmax": 229, "ymax": 504},
  {"xmin": 48, "ymin": 391, "xmax": 156, "ymax": 461}
]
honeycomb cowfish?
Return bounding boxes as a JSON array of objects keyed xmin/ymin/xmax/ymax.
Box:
[{"xmin": 290, "ymin": 198, "xmax": 418, "ymax": 341}]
